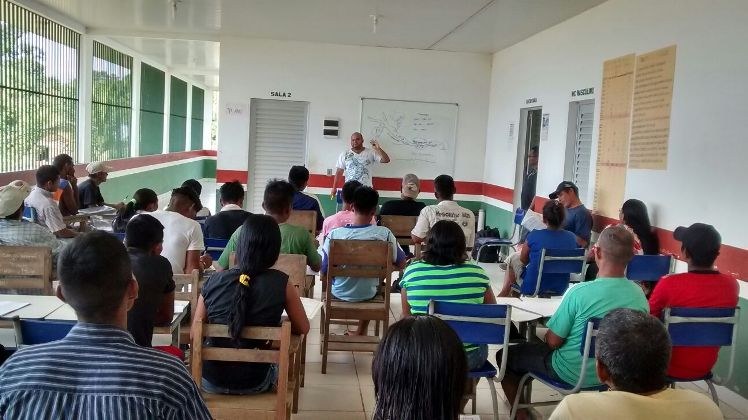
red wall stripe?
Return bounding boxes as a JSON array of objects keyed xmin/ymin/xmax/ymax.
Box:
[{"xmin": 216, "ymin": 169, "xmax": 249, "ymax": 184}]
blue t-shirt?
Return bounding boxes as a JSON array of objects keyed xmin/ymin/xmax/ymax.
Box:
[
  {"xmin": 292, "ymin": 191, "xmax": 324, "ymax": 231},
  {"xmin": 522, "ymin": 228, "xmax": 579, "ymax": 295},
  {"xmin": 322, "ymin": 224, "xmax": 405, "ymax": 302},
  {"xmin": 563, "ymin": 205, "xmax": 593, "ymax": 244}
]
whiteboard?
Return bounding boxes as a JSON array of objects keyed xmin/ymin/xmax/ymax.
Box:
[{"xmin": 360, "ymin": 98, "xmax": 458, "ymax": 179}]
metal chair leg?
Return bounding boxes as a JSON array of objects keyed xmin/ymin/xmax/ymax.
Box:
[
  {"xmin": 487, "ymin": 378, "xmax": 500, "ymax": 420},
  {"xmin": 705, "ymin": 380, "xmax": 720, "ymax": 406},
  {"xmin": 510, "ymin": 374, "xmax": 532, "ymax": 420}
]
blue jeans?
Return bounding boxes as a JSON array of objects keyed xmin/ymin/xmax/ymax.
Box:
[
  {"xmin": 202, "ymin": 364, "xmax": 278, "ymax": 395},
  {"xmin": 466, "ymin": 344, "xmax": 489, "ymax": 370}
]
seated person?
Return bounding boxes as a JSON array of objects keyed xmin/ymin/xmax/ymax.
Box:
[
  {"xmin": 498, "ymin": 200, "xmax": 577, "ymax": 296},
  {"xmin": 548, "ymin": 181, "xmax": 593, "ymax": 248},
  {"xmin": 0, "ymin": 232, "xmax": 211, "ymax": 418},
  {"xmin": 204, "ymin": 180, "xmax": 250, "ymax": 239},
  {"xmin": 321, "ymin": 186, "xmax": 406, "ymax": 335},
  {"xmin": 112, "ymin": 188, "xmax": 158, "ymax": 233},
  {"xmin": 0, "ymin": 180, "xmax": 65, "ymax": 259},
  {"xmin": 193, "ymin": 214, "xmax": 310, "ymax": 394},
  {"xmin": 182, "ymin": 179, "xmax": 211, "ymax": 217},
  {"xmin": 24, "ymin": 165, "xmax": 79, "ymax": 238},
  {"xmin": 288, "ymin": 165, "xmax": 324, "ymax": 233},
  {"xmin": 411, "ymin": 174, "xmax": 475, "ymax": 249},
  {"xmin": 125, "ymin": 214, "xmax": 175, "ymax": 348},
  {"xmin": 372, "ymin": 315, "xmax": 466, "ymax": 420},
  {"xmin": 319, "ymin": 180, "xmax": 374, "ymax": 242},
  {"xmin": 649, "ymin": 223, "xmax": 739, "ymax": 379},
  {"xmin": 51, "ymin": 153, "xmax": 79, "ymax": 216},
  {"xmin": 218, "ymin": 180, "xmax": 321, "ymax": 272},
  {"xmin": 400, "ymin": 220, "xmax": 495, "ymax": 370},
  {"xmin": 77, "ymin": 161, "xmax": 124, "ymax": 210},
  {"xmin": 550, "ymin": 309, "xmax": 722, "ymax": 420},
  {"xmin": 378, "ymin": 173, "xmax": 426, "ymax": 219},
  {"xmin": 498, "ymin": 226, "xmax": 648, "ymax": 420},
  {"xmin": 147, "ymin": 187, "xmax": 210, "ymax": 274}
]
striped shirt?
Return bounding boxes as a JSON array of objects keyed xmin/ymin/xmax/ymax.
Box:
[
  {"xmin": 400, "ymin": 261, "xmax": 490, "ymax": 351},
  {"xmin": 0, "ymin": 323, "xmax": 211, "ymax": 420}
]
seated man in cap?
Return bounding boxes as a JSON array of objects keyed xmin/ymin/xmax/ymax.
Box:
[
  {"xmin": 77, "ymin": 161, "xmax": 124, "ymax": 210},
  {"xmin": 549, "ymin": 308, "xmax": 722, "ymax": 420},
  {"xmin": 379, "ymin": 173, "xmax": 426, "ymax": 221},
  {"xmin": 0, "ymin": 180, "xmax": 65, "ymax": 259},
  {"xmin": 24, "ymin": 165, "xmax": 80, "ymax": 239},
  {"xmin": 649, "ymin": 223, "xmax": 739, "ymax": 380},
  {"xmin": 548, "ymin": 181, "xmax": 593, "ymax": 248}
]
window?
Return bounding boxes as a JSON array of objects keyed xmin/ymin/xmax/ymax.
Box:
[
  {"xmin": 169, "ymin": 76, "xmax": 187, "ymax": 153},
  {"xmin": 0, "ymin": 0, "xmax": 80, "ymax": 172},
  {"xmin": 139, "ymin": 63, "xmax": 165, "ymax": 156},
  {"xmin": 564, "ymin": 100, "xmax": 595, "ymax": 201},
  {"xmin": 90, "ymin": 41, "xmax": 132, "ymax": 161},
  {"xmin": 190, "ymin": 86, "xmax": 204, "ymax": 150}
]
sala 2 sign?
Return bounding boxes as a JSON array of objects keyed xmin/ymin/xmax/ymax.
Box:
[{"xmin": 270, "ymin": 91, "xmax": 292, "ymax": 98}]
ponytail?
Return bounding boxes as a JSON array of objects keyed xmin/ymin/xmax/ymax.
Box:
[
  {"xmin": 542, "ymin": 200, "xmax": 567, "ymax": 229},
  {"xmin": 228, "ymin": 274, "xmax": 253, "ymax": 344}
]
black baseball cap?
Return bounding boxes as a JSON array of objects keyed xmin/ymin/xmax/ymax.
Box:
[
  {"xmin": 549, "ymin": 181, "xmax": 578, "ymax": 199},
  {"xmin": 673, "ymin": 223, "xmax": 721, "ymax": 259},
  {"xmin": 172, "ymin": 186, "xmax": 203, "ymax": 211}
]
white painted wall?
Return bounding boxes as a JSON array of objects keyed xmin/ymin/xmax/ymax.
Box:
[
  {"xmin": 218, "ymin": 38, "xmax": 492, "ymax": 182},
  {"xmin": 483, "ymin": 0, "xmax": 748, "ymax": 249}
]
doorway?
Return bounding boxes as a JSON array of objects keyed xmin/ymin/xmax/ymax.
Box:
[{"xmin": 513, "ymin": 107, "xmax": 542, "ymax": 210}]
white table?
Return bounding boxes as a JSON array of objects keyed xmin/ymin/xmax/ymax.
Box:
[
  {"xmin": 0, "ymin": 295, "xmax": 65, "ymax": 319},
  {"xmin": 511, "ymin": 297, "xmax": 563, "ymax": 319},
  {"xmin": 495, "ymin": 297, "xmax": 546, "ymax": 323}
]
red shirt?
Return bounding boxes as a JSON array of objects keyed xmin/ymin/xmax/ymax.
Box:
[{"xmin": 649, "ymin": 270, "xmax": 739, "ymax": 379}]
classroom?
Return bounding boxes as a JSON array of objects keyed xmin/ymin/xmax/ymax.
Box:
[{"xmin": 0, "ymin": 0, "xmax": 746, "ymax": 419}]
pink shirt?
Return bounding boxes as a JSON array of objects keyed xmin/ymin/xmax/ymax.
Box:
[{"xmin": 318, "ymin": 210, "xmax": 376, "ymax": 242}]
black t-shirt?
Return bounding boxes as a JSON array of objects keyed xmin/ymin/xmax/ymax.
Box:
[
  {"xmin": 78, "ymin": 179, "xmax": 104, "ymax": 208},
  {"xmin": 127, "ymin": 249, "xmax": 175, "ymax": 347},
  {"xmin": 520, "ymin": 170, "xmax": 537, "ymax": 210},
  {"xmin": 201, "ymin": 268, "xmax": 288, "ymax": 390},
  {"xmin": 379, "ymin": 199, "xmax": 426, "ymax": 218},
  {"xmin": 204, "ymin": 209, "xmax": 251, "ymax": 239}
]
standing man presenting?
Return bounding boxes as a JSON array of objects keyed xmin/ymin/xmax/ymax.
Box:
[{"xmin": 330, "ymin": 132, "xmax": 390, "ymax": 197}]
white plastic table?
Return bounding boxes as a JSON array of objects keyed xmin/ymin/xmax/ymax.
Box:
[{"xmin": 0, "ymin": 295, "xmax": 65, "ymax": 319}]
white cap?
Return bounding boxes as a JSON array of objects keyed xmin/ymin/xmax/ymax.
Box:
[
  {"xmin": 401, "ymin": 174, "xmax": 420, "ymax": 199},
  {"xmin": 86, "ymin": 161, "xmax": 113, "ymax": 175},
  {"xmin": 0, "ymin": 180, "xmax": 32, "ymax": 218}
]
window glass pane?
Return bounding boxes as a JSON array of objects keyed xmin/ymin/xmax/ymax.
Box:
[{"xmin": 90, "ymin": 41, "xmax": 132, "ymax": 161}]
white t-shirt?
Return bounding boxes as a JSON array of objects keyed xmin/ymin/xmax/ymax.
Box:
[
  {"xmin": 549, "ymin": 388, "xmax": 722, "ymax": 420},
  {"xmin": 146, "ymin": 210, "xmax": 204, "ymax": 274},
  {"xmin": 25, "ymin": 187, "xmax": 67, "ymax": 233},
  {"xmin": 336, "ymin": 148, "xmax": 381, "ymax": 187},
  {"xmin": 412, "ymin": 200, "xmax": 476, "ymax": 246}
]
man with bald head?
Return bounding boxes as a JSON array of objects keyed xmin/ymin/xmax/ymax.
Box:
[
  {"xmin": 498, "ymin": 225, "xmax": 649, "ymax": 420},
  {"xmin": 330, "ymin": 132, "xmax": 391, "ymax": 197}
]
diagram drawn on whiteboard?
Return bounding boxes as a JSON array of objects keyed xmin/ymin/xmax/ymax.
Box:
[{"xmin": 368, "ymin": 113, "xmax": 447, "ymax": 163}]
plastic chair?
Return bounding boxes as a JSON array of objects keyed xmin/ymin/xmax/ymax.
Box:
[
  {"xmin": 204, "ymin": 237, "xmax": 229, "ymax": 261},
  {"xmin": 625, "ymin": 254, "xmax": 673, "ymax": 281},
  {"xmin": 13, "ymin": 318, "xmax": 75, "ymax": 348},
  {"xmin": 474, "ymin": 208, "xmax": 526, "ymax": 262},
  {"xmin": 428, "ymin": 301, "xmax": 512, "ymax": 420},
  {"xmin": 22, "ymin": 206, "xmax": 37, "ymax": 223},
  {"xmin": 510, "ymin": 318, "xmax": 605, "ymax": 420},
  {"xmin": 664, "ymin": 307, "xmax": 740, "ymax": 405},
  {"xmin": 518, "ymin": 248, "xmax": 587, "ymax": 297}
]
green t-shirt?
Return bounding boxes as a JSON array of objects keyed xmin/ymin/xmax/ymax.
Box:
[
  {"xmin": 217, "ymin": 223, "xmax": 321, "ymax": 269},
  {"xmin": 546, "ymin": 277, "xmax": 649, "ymax": 387}
]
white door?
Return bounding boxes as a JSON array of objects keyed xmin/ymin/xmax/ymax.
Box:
[
  {"xmin": 565, "ymin": 100, "xmax": 595, "ymax": 202},
  {"xmin": 248, "ymin": 99, "xmax": 309, "ymax": 212}
]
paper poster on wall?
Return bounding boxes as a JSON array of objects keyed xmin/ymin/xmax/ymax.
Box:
[
  {"xmin": 540, "ymin": 113, "xmax": 550, "ymax": 142},
  {"xmin": 629, "ymin": 45, "xmax": 676, "ymax": 169},
  {"xmin": 360, "ymin": 98, "xmax": 458, "ymax": 179},
  {"xmin": 223, "ymin": 102, "xmax": 248, "ymax": 119},
  {"xmin": 593, "ymin": 54, "xmax": 636, "ymax": 218}
]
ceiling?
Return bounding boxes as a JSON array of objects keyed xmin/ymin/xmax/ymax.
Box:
[{"xmin": 30, "ymin": 0, "xmax": 608, "ymax": 89}]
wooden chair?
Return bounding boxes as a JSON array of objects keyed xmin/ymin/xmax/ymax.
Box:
[
  {"xmin": 0, "ymin": 246, "xmax": 53, "ymax": 295},
  {"xmin": 173, "ymin": 269, "xmax": 201, "ymax": 351},
  {"xmin": 380, "ymin": 214, "xmax": 420, "ymax": 268},
  {"xmin": 286, "ymin": 210, "xmax": 319, "ymax": 297},
  {"xmin": 321, "ymin": 239, "xmax": 392, "ymax": 374},
  {"xmin": 192, "ymin": 321, "xmax": 295, "ymax": 420}
]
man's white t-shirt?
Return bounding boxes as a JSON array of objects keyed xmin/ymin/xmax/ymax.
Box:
[
  {"xmin": 25, "ymin": 187, "xmax": 67, "ymax": 233},
  {"xmin": 412, "ymin": 200, "xmax": 476, "ymax": 246},
  {"xmin": 147, "ymin": 210, "xmax": 204, "ymax": 274},
  {"xmin": 336, "ymin": 148, "xmax": 381, "ymax": 187}
]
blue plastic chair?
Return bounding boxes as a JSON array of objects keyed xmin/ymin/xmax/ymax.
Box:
[
  {"xmin": 428, "ymin": 300, "xmax": 512, "ymax": 420},
  {"xmin": 664, "ymin": 307, "xmax": 740, "ymax": 405},
  {"xmin": 12, "ymin": 318, "xmax": 75, "ymax": 348},
  {"xmin": 625, "ymin": 254, "xmax": 673, "ymax": 282},
  {"xmin": 22, "ymin": 206, "xmax": 37, "ymax": 223},
  {"xmin": 518, "ymin": 248, "xmax": 587, "ymax": 297},
  {"xmin": 510, "ymin": 318, "xmax": 605, "ymax": 420},
  {"xmin": 204, "ymin": 237, "xmax": 229, "ymax": 261},
  {"xmin": 474, "ymin": 208, "xmax": 526, "ymax": 262}
]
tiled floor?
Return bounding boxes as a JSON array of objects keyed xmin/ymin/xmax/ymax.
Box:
[{"xmin": 291, "ymin": 263, "xmax": 748, "ymax": 420}]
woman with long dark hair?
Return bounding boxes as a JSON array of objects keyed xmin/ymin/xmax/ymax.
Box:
[
  {"xmin": 400, "ymin": 220, "xmax": 495, "ymax": 370},
  {"xmin": 112, "ymin": 188, "xmax": 158, "ymax": 232},
  {"xmin": 192, "ymin": 214, "xmax": 310, "ymax": 394},
  {"xmin": 620, "ymin": 199, "xmax": 659, "ymax": 255},
  {"xmin": 372, "ymin": 315, "xmax": 467, "ymax": 420}
]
